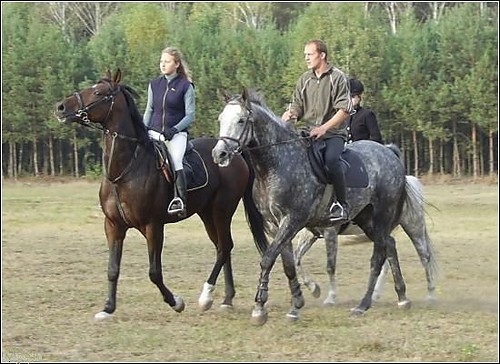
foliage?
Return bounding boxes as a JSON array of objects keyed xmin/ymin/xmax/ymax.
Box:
[{"xmin": 1, "ymin": 2, "xmax": 497, "ymax": 177}]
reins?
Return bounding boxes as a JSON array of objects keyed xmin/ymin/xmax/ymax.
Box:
[{"xmin": 218, "ymin": 105, "xmax": 312, "ymax": 156}]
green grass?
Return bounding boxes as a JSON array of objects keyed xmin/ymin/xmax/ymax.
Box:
[{"xmin": 2, "ymin": 178, "xmax": 498, "ymax": 361}]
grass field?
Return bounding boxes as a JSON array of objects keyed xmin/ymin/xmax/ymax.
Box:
[{"xmin": 2, "ymin": 178, "xmax": 498, "ymax": 362}]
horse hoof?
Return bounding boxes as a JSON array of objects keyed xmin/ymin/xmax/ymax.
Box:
[
  {"xmin": 251, "ymin": 306, "xmax": 268, "ymax": 326},
  {"xmin": 198, "ymin": 300, "xmax": 213, "ymax": 312},
  {"xmin": 350, "ymin": 307, "xmax": 365, "ymax": 316},
  {"xmin": 286, "ymin": 308, "xmax": 300, "ymax": 322},
  {"xmin": 397, "ymin": 299, "xmax": 412, "ymax": 310},
  {"xmin": 219, "ymin": 304, "xmax": 234, "ymax": 312},
  {"xmin": 426, "ymin": 293, "xmax": 437, "ymax": 303},
  {"xmin": 310, "ymin": 283, "xmax": 321, "ymax": 298},
  {"xmin": 173, "ymin": 296, "xmax": 185, "ymax": 313},
  {"xmin": 94, "ymin": 311, "xmax": 112, "ymax": 321},
  {"xmin": 323, "ymin": 294, "xmax": 336, "ymax": 306}
]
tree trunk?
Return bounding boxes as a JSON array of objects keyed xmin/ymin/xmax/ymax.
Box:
[
  {"xmin": 33, "ymin": 138, "xmax": 40, "ymax": 176},
  {"xmin": 58, "ymin": 139, "xmax": 64, "ymax": 176},
  {"xmin": 439, "ymin": 140, "xmax": 444, "ymax": 174},
  {"xmin": 49, "ymin": 135, "xmax": 56, "ymax": 176},
  {"xmin": 471, "ymin": 122, "xmax": 478, "ymax": 179},
  {"xmin": 489, "ymin": 127, "xmax": 496, "ymax": 178},
  {"xmin": 428, "ymin": 137, "xmax": 434, "ymax": 176},
  {"xmin": 18, "ymin": 145, "xmax": 23, "ymax": 176},
  {"xmin": 412, "ymin": 130, "xmax": 419, "ymax": 176},
  {"xmin": 73, "ymin": 129, "xmax": 79, "ymax": 178},
  {"xmin": 452, "ymin": 120, "xmax": 461, "ymax": 177},
  {"xmin": 8, "ymin": 141, "xmax": 16, "ymax": 179}
]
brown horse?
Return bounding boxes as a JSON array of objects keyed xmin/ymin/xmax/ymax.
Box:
[{"xmin": 54, "ymin": 69, "xmax": 252, "ymax": 320}]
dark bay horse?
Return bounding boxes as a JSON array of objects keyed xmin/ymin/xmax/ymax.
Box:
[
  {"xmin": 54, "ymin": 69, "xmax": 253, "ymax": 320},
  {"xmin": 212, "ymin": 89, "xmax": 437, "ymax": 326}
]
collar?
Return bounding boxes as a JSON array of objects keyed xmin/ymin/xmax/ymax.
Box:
[{"xmin": 164, "ymin": 73, "xmax": 179, "ymax": 82}]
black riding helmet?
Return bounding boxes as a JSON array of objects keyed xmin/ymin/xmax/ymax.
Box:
[{"xmin": 349, "ymin": 78, "xmax": 364, "ymax": 96}]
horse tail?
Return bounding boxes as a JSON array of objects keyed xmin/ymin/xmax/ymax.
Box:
[
  {"xmin": 403, "ymin": 175, "xmax": 440, "ymax": 280},
  {"xmin": 241, "ymin": 151, "xmax": 270, "ymax": 256}
]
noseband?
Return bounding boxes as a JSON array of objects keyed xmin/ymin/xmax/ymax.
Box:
[
  {"xmin": 217, "ymin": 104, "xmax": 255, "ymax": 155},
  {"xmin": 72, "ymin": 80, "xmax": 121, "ymax": 131}
]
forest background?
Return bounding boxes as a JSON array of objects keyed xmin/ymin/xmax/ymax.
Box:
[{"xmin": 1, "ymin": 2, "xmax": 498, "ymax": 179}]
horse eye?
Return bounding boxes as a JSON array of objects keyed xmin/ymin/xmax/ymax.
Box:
[
  {"xmin": 94, "ymin": 90, "xmax": 102, "ymax": 96},
  {"xmin": 238, "ymin": 118, "xmax": 245, "ymax": 124}
]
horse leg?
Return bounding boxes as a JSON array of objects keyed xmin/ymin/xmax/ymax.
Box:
[
  {"xmin": 294, "ymin": 229, "xmax": 321, "ymax": 298},
  {"xmin": 384, "ymin": 235, "xmax": 411, "ymax": 309},
  {"xmin": 94, "ymin": 218, "xmax": 126, "ymax": 321},
  {"xmin": 282, "ymin": 241, "xmax": 305, "ymax": 321},
  {"xmin": 252, "ymin": 222, "xmax": 302, "ymax": 326},
  {"xmin": 323, "ymin": 228, "xmax": 339, "ymax": 306},
  {"xmin": 198, "ymin": 214, "xmax": 235, "ymax": 311},
  {"xmin": 401, "ymin": 222, "xmax": 437, "ymax": 301},
  {"xmin": 351, "ymin": 240, "xmax": 387, "ymax": 315},
  {"xmin": 146, "ymin": 223, "xmax": 185, "ymax": 313}
]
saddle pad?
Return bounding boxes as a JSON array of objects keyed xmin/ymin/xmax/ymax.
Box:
[
  {"xmin": 341, "ymin": 149, "xmax": 369, "ymax": 188},
  {"xmin": 153, "ymin": 141, "xmax": 208, "ymax": 191},
  {"xmin": 307, "ymin": 141, "xmax": 368, "ymax": 188},
  {"xmin": 183, "ymin": 149, "xmax": 208, "ymax": 191}
]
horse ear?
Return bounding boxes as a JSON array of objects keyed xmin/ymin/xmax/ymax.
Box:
[
  {"xmin": 104, "ymin": 69, "xmax": 112, "ymax": 80},
  {"xmin": 220, "ymin": 89, "xmax": 232, "ymax": 103},
  {"xmin": 241, "ymin": 87, "xmax": 250, "ymax": 108},
  {"xmin": 113, "ymin": 68, "xmax": 122, "ymax": 84}
]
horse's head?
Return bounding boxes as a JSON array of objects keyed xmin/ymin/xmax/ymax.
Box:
[
  {"xmin": 212, "ymin": 88, "xmax": 255, "ymax": 167},
  {"xmin": 54, "ymin": 69, "xmax": 123, "ymax": 126}
]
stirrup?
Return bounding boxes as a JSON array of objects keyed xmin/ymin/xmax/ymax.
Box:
[
  {"xmin": 168, "ymin": 197, "xmax": 185, "ymax": 215},
  {"xmin": 329, "ymin": 201, "xmax": 348, "ymax": 222}
]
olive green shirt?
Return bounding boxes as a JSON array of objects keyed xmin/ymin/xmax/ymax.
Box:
[{"xmin": 290, "ymin": 64, "xmax": 353, "ymax": 139}]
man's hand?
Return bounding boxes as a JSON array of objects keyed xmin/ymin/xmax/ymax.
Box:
[
  {"xmin": 310, "ymin": 125, "xmax": 327, "ymax": 139},
  {"xmin": 281, "ymin": 110, "xmax": 297, "ymax": 122},
  {"xmin": 163, "ymin": 127, "xmax": 178, "ymax": 141}
]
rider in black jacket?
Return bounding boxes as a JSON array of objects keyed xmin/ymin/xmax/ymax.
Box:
[{"xmin": 347, "ymin": 78, "xmax": 383, "ymax": 144}]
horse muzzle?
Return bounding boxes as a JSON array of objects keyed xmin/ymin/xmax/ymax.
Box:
[
  {"xmin": 212, "ymin": 142, "xmax": 232, "ymax": 167},
  {"xmin": 53, "ymin": 101, "xmax": 78, "ymax": 123}
]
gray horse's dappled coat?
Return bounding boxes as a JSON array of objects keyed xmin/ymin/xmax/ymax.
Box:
[{"xmin": 213, "ymin": 89, "xmax": 429, "ymax": 325}]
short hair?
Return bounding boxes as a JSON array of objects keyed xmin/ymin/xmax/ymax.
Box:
[{"xmin": 305, "ymin": 39, "xmax": 328, "ymax": 60}]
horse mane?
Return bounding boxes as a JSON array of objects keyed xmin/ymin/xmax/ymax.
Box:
[
  {"xmin": 119, "ymin": 84, "xmax": 151, "ymax": 146},
  {"xmin": 245, "ymin": 88, "xmax": 299, "ymax": 136}
]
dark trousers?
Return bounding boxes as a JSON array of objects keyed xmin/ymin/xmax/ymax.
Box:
[{"xmin": 323, "ymin": 136, "xmax": 347, "ymax": 204}]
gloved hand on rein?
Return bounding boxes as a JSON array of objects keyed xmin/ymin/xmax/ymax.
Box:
[{"xmin": 163, "ymin": 127, "xmax": 178, "ymax": 141}]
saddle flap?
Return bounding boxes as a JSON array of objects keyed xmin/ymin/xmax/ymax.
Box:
[{"xmin": 306, "ymin": 140, "xmax": 369, "ymax": 188}]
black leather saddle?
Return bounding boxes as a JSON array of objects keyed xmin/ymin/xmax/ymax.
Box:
[
  {"xmin": 153, "ymin": 140, "xmax": 208, "ymax": 191},
  {"xmin": 306, "ymin": 138, "xmax": 369, "ymax": 188}
]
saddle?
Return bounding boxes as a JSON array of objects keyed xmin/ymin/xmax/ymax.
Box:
[
  {"xmin": 152, "ymin": 140, "xmax": 208, "ymax": 191},
  {"xmin": 306, "ymin": 138, "xmax": 369, "ymax": 188}
]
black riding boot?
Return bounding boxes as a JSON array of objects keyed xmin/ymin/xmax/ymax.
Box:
[
  {"xmin": 168, "ymin": 169, "xmax": 187, "ymax": 218},
  {"xmin": 328, "ymin": 168, "xmax": 349, "ymax": 222}
]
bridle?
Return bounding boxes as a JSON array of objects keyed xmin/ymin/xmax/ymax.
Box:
[
  {"xmin": 217, "ymin": 101, "xmax": 311, "ymax": 157},
  {"xmin": 70, "ymin": 80, "xmax": 141, "ymax": 184}
]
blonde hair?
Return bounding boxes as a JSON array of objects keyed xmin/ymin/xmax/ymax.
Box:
[{"xmin": 161, "ymin": 47, "xmax": 193, "ymax": 83}]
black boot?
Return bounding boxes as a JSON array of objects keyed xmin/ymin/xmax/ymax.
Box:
[
  {"xmin": 328, "ymin": 168, "xmax": 349, "ymax": 222},
  {"xmin": 168, "ymin": 169, "xmax": 187, "ymax": 218}
]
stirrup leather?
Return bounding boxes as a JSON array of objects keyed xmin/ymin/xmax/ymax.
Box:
[{"xmin": 168, "ymin": 197, "xmax": 185, "ymax": 215}]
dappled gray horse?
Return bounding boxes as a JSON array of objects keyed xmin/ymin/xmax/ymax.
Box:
[
  {"xmin": 294, "ymin": 174, "xmax": 438, "ymax": 305},
  {"xmin": 212, "ymin": 89, "xmax": 434, "ymax": 326}
]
